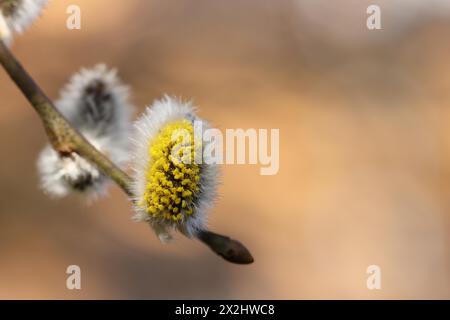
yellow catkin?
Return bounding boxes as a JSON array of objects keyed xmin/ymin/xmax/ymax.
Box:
[{"xmin": 141, "ymin": 119, "xmax": 201, "ymax": 222}]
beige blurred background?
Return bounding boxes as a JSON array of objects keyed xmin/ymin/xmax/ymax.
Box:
[{"xmin": 1, "ymin": 0, "xmax": 450, "ymax": 299}]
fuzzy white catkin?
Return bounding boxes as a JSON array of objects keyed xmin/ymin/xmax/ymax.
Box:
[
  {"xmin": 131, "ymin": 96, "xmax": 219, "ymax": 242},
  {"xmin": 37, "ymin": 64, "xmax": 134, "ymax": 199},
  {"xmin": 0, "ymin": 11, "xmax": 12, "ymax": 44},
  {"xmin": 0, "ymin": 0, "xmax": 48, "ymax": 46}
]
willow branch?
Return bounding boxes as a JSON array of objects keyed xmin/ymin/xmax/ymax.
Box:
[
  {"xmin": 0, "ymin": 40, "xmax": 253, "ymax": 264},
  {"xmin": 0, "ymin": 41, "xmax": 132, "ymax": 194}
]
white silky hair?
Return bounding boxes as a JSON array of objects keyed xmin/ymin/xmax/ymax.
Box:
[
  {"xmin": 37, "ymin": 64, "xmax": 134, "ymax": 199},
  {"xmin": 0, "ymin": 12, "xmax": 12, "ymax": 45},
  {"xmin": 0, "ymin": 0, "xmax": 48, "ymax": 46},
  {"xmin": 131, "ymin": 96, "xmax": 219, "ymax": 242}
]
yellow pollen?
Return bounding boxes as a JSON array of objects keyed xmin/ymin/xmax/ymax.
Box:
[{"xmin": 141, "ymin": 119, "xmax": 201, "ymax": 222}]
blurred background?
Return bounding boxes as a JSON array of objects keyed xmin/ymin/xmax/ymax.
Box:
[{"xmin": 1, "ymin": 0, "xmax": 450, "ymax": 299}]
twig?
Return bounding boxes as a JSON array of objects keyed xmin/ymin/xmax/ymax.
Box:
[
  {"xmin": 0, "ymin": 41, "xmax": 132, "ymax": 194},
  {"xmin": 0, "ymin": 40, "xmax": 254, "ymax": 264}
]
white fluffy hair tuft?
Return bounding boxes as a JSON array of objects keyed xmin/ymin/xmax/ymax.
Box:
[{"xmin": 0, "ymin": 0, "xmax": 48, "ymax": 45}]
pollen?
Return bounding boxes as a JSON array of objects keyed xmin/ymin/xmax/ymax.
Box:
[{"xmin": 141, "ymin": 119, "xmax": 201, "ymax": 222}]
